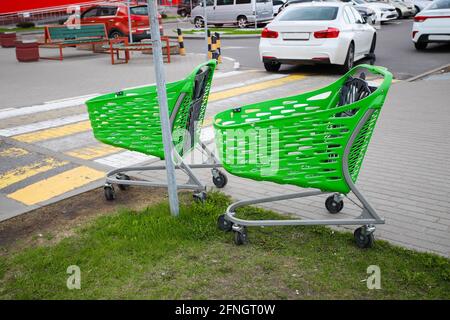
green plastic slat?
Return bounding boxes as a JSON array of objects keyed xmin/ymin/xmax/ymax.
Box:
[{"xmin": 49, "ymin": 25, "xmax": 106, "ymax": 40}]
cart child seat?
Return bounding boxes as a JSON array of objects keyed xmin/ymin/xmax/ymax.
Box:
[
  {"xmin": 214, "ymin": 64, "xmax": 393, "ymax": 248},
  {"xmin": 86, "ymin": 60, "xmax": 227, "ymax": 201}
]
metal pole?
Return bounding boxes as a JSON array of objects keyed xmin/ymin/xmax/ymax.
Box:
[
  {"xmin": 127, "ymin": 0, "xmax": 133, "ymax": 43},
  {"xmin": 254, "ymin": 0, "xmax": 257, "ymax": 30},
  {"xmin": 203, "ymin": 0, "xmax": 208, "ymax": 59},
  {"xmin": 147, "ymin": 0, "xmax": 180, "ymax": 216}
]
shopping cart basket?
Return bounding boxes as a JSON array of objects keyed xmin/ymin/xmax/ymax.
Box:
[
  {"xmin": 214, "ymin": 64, "xmax": 392, "ymax": 248},
  {"xmin": 86, "ymin": 60, "xmax": 227, "ymax": 201}
]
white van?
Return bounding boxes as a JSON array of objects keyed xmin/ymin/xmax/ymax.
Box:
[{"xmin": 190, "ymin": 0, "xmax": 274, "ymax": 28}]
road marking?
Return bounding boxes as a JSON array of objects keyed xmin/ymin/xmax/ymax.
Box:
[
  {"xmin": 66, "ymin": 144, "xmax": 122, "ymax": 160},
  {"xmin": 0, "ymin": 147, "xmax": 29, "ymax": 157},
  {"xmin": 94, "ymin": 150, "xmax": 155, "ymax": 168},
  {"xmin": 0, "ymin": 158, "xmax": 68, "ymax": 190},
  {"xmin": 13, "ymin": 121, "xmax": 91, "ymax": 143},
  {"xmin": 209, "ymin": 74, "xmax": 305, "ymax": 102},
  {"xmin": 0, "ymin": 114, "xmax": 88, "ymax": 137},
  {"xmin": 211, "ymin": 73, "xmax": 286, "ymax": 93},
  {"xmin": 0, "ymin": 94, "xmax": 97, "ymax": 120},
  {"xmin": 7, "ymin": 166, "xmax": 105, "ymax": 205}
]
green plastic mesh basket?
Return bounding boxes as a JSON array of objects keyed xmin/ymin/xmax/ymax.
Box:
[
  {"xmin": 86, "ymin": 60, "xmax": 217, "ymax": 160},
  {"xmin": 214, "ymin": 65, "xmax": 392, "ymax": 194}
]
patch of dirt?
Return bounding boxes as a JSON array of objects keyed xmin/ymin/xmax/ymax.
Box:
[{"xmin": 0, "ymin": 186, "xmax": 167, "ymax": 253}]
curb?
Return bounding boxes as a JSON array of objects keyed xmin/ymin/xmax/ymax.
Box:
[
  {"xmin": 406, "ymin": 63, "xmax": 450, "ymax": 82},
  {"xmin": 166, "ymin": 33, "xmax": 260, "ymax": 40}
]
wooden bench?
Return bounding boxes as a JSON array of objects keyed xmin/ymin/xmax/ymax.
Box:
[
  {"xmin": 106, "ymin": 37, "xmax": 171, "ymax": 65},
  {"xmin": 39, "ymin": 24, "xmax": 109, "ymax": 61}
]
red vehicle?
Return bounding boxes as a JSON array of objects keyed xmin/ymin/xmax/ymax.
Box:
[{"xmin": 76, "ymin": 2, "xmax": 162, "ymax": 42}]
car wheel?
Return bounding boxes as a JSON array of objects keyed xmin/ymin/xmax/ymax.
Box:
[
  {"xmin": 414, "ymin": 41, "xmax": 427, "ymax": 50},
  {"xmin": 396, "ymin": 9, "xmax": 402, "ymax": 19},
  {"xmin": 237, "ymin": 15, "xmax": 248, "ymax": 29},
  {"xmin": 194, "ymin": 17, "xmax": 204, "ymax": 28},
  {"xmin": 264, "ymin": 61, "xmax": 281, "ymax": 72},
  {"xmin": 340, "ymin": 42, "xmax": 354, "ymax": 74},
  {"xmin": 109, "ymin": 30, "xmax": 124, "ymax": 39},
  {"xmin": 179, "ymin": 10, "xmax": 187, "ymax": 17}
]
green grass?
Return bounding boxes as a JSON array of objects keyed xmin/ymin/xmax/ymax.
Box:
[
  {"xmin": 0, "ymin": 27, "xmax": 44, "ymax": 33},
  {"xmin": 179, "ymin": 27, "xmax": 262, "ymax": 35},
  {"xmin": 0, "ymin": 192, "xmax": 449, "ymax": 299}
]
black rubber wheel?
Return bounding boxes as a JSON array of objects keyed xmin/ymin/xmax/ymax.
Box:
[
  {"xmin": 325, "ymin": 195, "xmax": 344, "ymax": 214},
  {"xmin": 109, "ymin": 30, "xmax": 124, "ymax": 39},
  {"xmin": 354, "ymin": 227, "xmax": 374, "ymax": 248},
  {"xmin": 194, "ymin": 17, "xmax": 204, "ymax": 28},
  {"xmin": 264, "ymin": 62, "xmax": 281, "ymax": 72},
  {"xmin": 414, "ymin": 41, "xmax": 427, "ymax": 50},
  {"xmin": 369, "ymin": 34, "xmax": 376, "ymax": 54},
  {"xmin": 234, "ymin": 228, "xmax": 248, "ymax": 245},
  {"xmin": 340, "ymin": 42, "xmax": 354, "ymax": 73},
  {"xmin": 237, "ymin": 15, "xmax": 248, "ymax": 29},
  {"xmin": 104, "ymin": 185, "xmax": 115, "ymax": 201},
  {"xmin": 193, "ymin": 191, "xmax": 207, "ymax": 202},
  {"xmin": 116, "ymin": 174, "xmax": 130, "ymax": 191},
  {"xmin": 217, "ymin": 214, "xmax": 233, "ymax": 232},
  {"xmin": 179, "ymin": 10, "xmax": 187, "ymax": 17},
  {"xmin": 396, "ymin": 9, "xmax": 402, "ymax": 19},
  {"xmin": 212, "ymin": 171, "xmax": 228, "ymax": 188}
]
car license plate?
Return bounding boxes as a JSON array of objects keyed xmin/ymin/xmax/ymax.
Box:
[
  {"xmin": 429, "ymin": 35, "xmax": 450, "ymax": 41},
  {"xmin": 283, "ymin": 32, "xmax": 310, "ymax": 40}
]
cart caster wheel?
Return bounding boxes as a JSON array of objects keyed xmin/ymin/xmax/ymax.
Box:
[
  {"xmin": 217, "ymin": 214, "xmax": 233, "ymax": 232},
  {"xmin": 193, "ymin": 191, "xmax": 207, "ymax": 202},
  {"xmin": 234, "ymin": 228, "xmax": 248, "ymax": 245},
  {"xmin": 212, "ymin": 171, "xmax": 228, "ymax": 188},
  {"xmin": 354, "ymin": 227, "xmax": 374, "ymax": 249},
  {"xmin": 116, "ymin": 174, "xmax": 130, "ymax": 191},
  {"xmin": 325, "ymin": 195, "xmax": 344, "ymax": 214},
  {"xmin": 104, "ymin": 185, "xmax": 116, "ymax": 201}
]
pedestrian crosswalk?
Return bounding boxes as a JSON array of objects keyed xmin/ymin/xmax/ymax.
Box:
[{"xmin": 0, "ymin": 70, "xmax": 309, "ymax": 220}]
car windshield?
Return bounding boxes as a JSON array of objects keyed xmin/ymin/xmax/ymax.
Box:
[
  {"xmin": 428, "ymin": 0, "xmax": 450, "ymax": 9},
  {"xmin": 278, "ymin": 6, "xmax": 339, "ymax": 20}
]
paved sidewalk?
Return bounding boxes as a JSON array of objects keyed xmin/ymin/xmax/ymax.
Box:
[
  {"xmin": 138, "ymin": 77, "xmax": 450, "ymax": 257},
  {"xmin": 0, "ymin": 46, "xmax": 235, "ymax": 109}
]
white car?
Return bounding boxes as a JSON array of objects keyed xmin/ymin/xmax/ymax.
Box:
[
  {"xmin": 364, "ymin": 0, "xmax": 399, "ymax": 21},
  {"xmin": 411, "ymin": 0, "xmax": 433, "ymax": 13},
  {"xmin": 259, "ymin": 2, "xmax": 376, "ymax": 72},
  {"xmin": 273, "ymin": 0, "xmax": 287, "ymax": 15},
  {"xmin": 412, "ymin": 0, "xmax": 450, "ymax": 49}
]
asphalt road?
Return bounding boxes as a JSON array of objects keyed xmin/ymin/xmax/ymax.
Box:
[{"xmin": 183, "ymin": 19, "xmax": 450, "ymax": 79}]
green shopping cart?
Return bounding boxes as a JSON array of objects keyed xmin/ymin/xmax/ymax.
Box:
[
  {"xmin": 86, "ymin": 60, "xmax": 227, "ymax": 201},
  {"xmin": 214, "ymin": 64, "xmax": 392, "ymax": 248}
]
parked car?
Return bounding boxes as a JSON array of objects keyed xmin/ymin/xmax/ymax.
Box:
[
  {"xmin": 259, "ymin": 2, "xmax": 377, "ymax": 72},
  {"xmin": 342, "ymin": 0, "xmax": 378, "ymax": 24},
  {"xmin": 190, "ymin": 0, "xmax": 274, "ymax": 28},
  {"xmin": 412, "ymin": 0, "xmax": 450, "ymax": 49},
  {"xmin": 363, "ymin": 0, "xmax": 399, "ymax": 21},
  {"xmin": 410, "ymin": 0, "xmax": 433, "ymax": 13},
  {"xmin": 76, "ymin": 2, "xmax": 163, "ymax": 41},
  {"xmin": 273, "ymin": 0, "xmax": 287, "ymax": 15},
  {"xmin": 278, "ymin": 0, "xmax": 336, "ymax": 15},
  {"xmin": 178, "ymin": 0, "xmax": 200, "ymax": 17},
  {"xmin": 367, "ymin": 0, "xmax": 415, "ymax": 18}
]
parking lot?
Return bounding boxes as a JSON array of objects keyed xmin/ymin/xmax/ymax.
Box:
[{"xmin": 0, "ymin": 9, "xmax": 449, "ymax": 257}]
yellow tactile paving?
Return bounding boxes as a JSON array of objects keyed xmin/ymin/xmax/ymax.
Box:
[
  {"xmin": 209, "ymin": 74, "xmax": 305, "ymax": 102},
  {"xmin": 13, "ymin": 121, "xmax": 91, "ymax": 143},
  {"xmin": 0, "ymin": 158, "xmax": 68, "ymax": 190},
  {"xmin": 66, "ymin": 144, "xmax": 122, "ymax": 160},
  {"xmin": 7, "ymin": 166, "xmax": 105, "ymax": 205},
  {"xmin": 0, "ymin": 147, "xmax": 29, "ymax": 157}
]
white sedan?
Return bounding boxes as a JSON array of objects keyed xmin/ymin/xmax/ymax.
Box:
[
  {"xmin": 259, "ymin": 2, "xmax": 376, "ymax": 72},
  {"xmin": 412, "ymin": 0, "xmax": 450, "ymax": 50}
]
